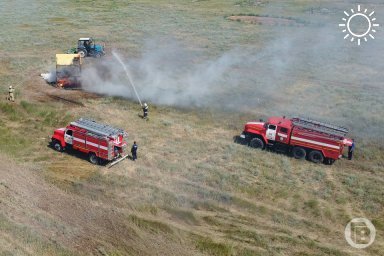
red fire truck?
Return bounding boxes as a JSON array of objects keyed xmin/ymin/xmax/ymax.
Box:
[
  {"xmin": 51, "ymin": 118, "xmax": 128, "ymax": 165},
  {"xmin": 239, "ymin": 116, "xmax": 353, "ymax": 164}
]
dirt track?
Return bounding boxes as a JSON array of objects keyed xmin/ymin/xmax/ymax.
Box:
[{"xmin": 1, "ymin": 153, "xmax": 124, "ymax": 253}]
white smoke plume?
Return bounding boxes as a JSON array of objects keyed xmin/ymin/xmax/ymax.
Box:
[
  {"xmin": 41, "ymin": 71, "xmax": 56, "ymax": 83},
  {"xmin": 80, "ymin": 22, "xmax": 384, "ymax": 137},
  {"xmin": 81, "ymin": 40, "xmax": 249, "ymax": 108},
  {"xmin": 81, "ymin": 36, "xmax": 311, "ymax": 110}
]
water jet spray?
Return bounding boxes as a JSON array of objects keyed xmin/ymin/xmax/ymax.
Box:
[{"xmin": 112, "ymin": 51, "xmax": 143, "ymax": 106}]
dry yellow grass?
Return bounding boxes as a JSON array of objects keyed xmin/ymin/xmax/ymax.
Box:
[{"xmin": 2, "ymin": 95, "xmax": 382, "ymax": 255}]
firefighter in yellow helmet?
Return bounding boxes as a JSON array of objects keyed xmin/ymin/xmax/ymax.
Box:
[{"xmin": 8, "ymin": 85, "xmax": 15, "ymax": 102}]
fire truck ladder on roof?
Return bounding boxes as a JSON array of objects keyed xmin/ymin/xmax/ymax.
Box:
[
  {"xmin": 71, "ymin": 118, "xmax": 126, "ymax": 137},
  {"xmin": 291, "ymin": 117, "xmax": 349, "ymax": 137}
]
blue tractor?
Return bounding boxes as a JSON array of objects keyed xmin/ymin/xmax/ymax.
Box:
[{"xmin": 73, "ymin": 37, "xmax": 105, "ymax": 58}]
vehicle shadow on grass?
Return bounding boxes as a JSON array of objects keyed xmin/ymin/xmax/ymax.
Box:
[
  {"xmin": 233, "ymin": 135, "xmax": 337, "ymax": 165},
  {"xmin": 233, "ymin": 135, "xmax": 248, "ymax": 145},
  {"xmin": 232, "ymin": 135, "xmax": 293, "ymax": 157},
  {"xmin": 47, "ymin": 143, "xmax": 108, "ymax": 166}
]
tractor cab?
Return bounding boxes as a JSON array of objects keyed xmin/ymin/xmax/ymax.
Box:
[
  {"xmin": 78, "ymin": 38, "xmax": 93, "ymax": 53},
  {"xmin": 77, "ymin": 37, "xmax": 105, "ymax": 58}
]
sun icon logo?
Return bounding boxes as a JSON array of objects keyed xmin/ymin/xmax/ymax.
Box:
[{"xmin": 339, "ymin": 5, "xmax": 379, "ymax": 46}]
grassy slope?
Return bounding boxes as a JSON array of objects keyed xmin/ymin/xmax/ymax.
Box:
[{"xmin": 0, "ymin": 0, "xmax": 383, "ymax": 255}]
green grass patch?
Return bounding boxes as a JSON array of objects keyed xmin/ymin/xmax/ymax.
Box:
[
  {"xmin": 225, "ymin": 229, "xmax": 269, "ymax": 249},
  {"xmin": 202, "ymin": 215, "xmax": 221, "ymax": 226},
  {"xmin": 20, "ymin": 100, "xmax": 39, "ymax": 114},
  {"xmin": 0, "ymin": 126, "xmax": 30, "ymax": 156},
  {"xmin": 304, "ymin": 199, "xmax": 321, "ymax": 216},
  {"xmin": 128, "ymin": 215, "xmax": 173, "ymax": 234},
  {"xmin": 0, "ymin": 102, "xmax": 24, "ymax": 121},
  {"xmin": 195, "ymin": 236, "xmax": 233, "ymax": 256},
  {"xmin": 165, "ymin": 207, "xmax": 198, "ymax": 225}
]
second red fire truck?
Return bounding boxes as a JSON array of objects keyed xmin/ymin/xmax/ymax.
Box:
[
  {"xmin": 239, "ymin": 116, "xmax": 353, "ymax": 164},
  {"xmin": 51, "ymin": 118, "xmax": 128, "ymax": 165}
]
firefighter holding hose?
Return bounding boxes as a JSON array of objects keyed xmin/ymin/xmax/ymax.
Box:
[
  {"xmin": 142, "ymin": 103, "xmax": 149, "ymax": 120},
  {"xmin": 8, "ymin": 86, "xmax": 15, "ymax": 102}
]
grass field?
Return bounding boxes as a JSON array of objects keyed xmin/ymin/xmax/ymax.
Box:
[{"xmin": 1, "ymin": 0, "xmax": 383, "ymax": 255}]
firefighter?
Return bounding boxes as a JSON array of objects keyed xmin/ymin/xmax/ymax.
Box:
[
  {"xmin": 348, "ymin": 139, "xmax": 355, "ymax": 160},
  {"xmin": 8, "ymin": 86, "xmax": 15, "ymax": 102},
  {"xmin": 131, "ymin": 141, "xmax": 138, "ymax": 161},
  {"xmin": 142, "ymin": 103, "xmax": 149, "ymax": 119},
  {"xmin": 114, "ymin": 146, "xmax": 120, "ymax": 158}
]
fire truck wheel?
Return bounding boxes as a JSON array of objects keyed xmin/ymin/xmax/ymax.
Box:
[
  {"xmin": 249, "ymin": 137, "xmax": 265, "ymax": 149},
  {"xmin": 308, "ymin": 150, "xmax": 324, "ymax": 163},
  {"xmin": 53, "ymin": 141, "xmax": 63, "ymax": 152},
  {"xmin": 89, "ymin": 153, "xmax": 99, "ymax": 165},
  {"xmin": 292, "ymin": 147, "xmax": 306, "ymax": 159}
]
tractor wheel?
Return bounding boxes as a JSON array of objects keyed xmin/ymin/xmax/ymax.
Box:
[
  {"xmin": 292, "ymin": 147, "xmax": 306, "ymax": 159},
  {"xmin": 89, "ymin": 153, "xmax": 99, "ymax": 165},
  {"xmin": 78, "ymin": 49, "xmax": 87, "ymax": 58},
  {"xmin": 308, "ymin": 150, "xmax": 324, "ymax": 164},
  {"xmin": 249, "ymin": 137, "xmax": 265, "ymax": 149},
  {"xmin": 53, "ymin": 140, "xmax": 62, "ymax": 152}
]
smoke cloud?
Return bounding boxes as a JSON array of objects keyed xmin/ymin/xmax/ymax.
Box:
[
  {"xmin": 81, "ymin": 41, "xmax": 249, "ymax": 108},
  {"xmin": 80, "ymin": 11, "xmax": 384, "ymax": 138},
  {"xmin": 41, "ymin": 71, "xmax": 56, "ymax": 83}
]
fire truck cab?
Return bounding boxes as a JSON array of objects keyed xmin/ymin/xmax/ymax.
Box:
[
  {"xmin": 51, "ymin": 118, "xmax": 128, "ymax": 165},
  {"xmin": 240, "ymin": 116, "xmax": 353, "ymax": 164}
]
